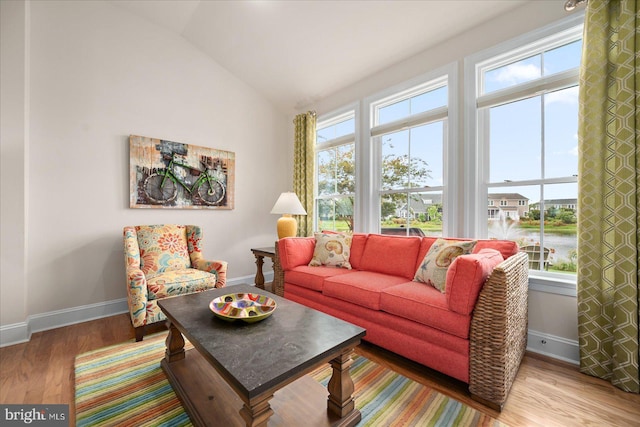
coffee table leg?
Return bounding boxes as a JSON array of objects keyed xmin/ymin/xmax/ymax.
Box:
[
  {"xmin": 239, "ymin": 394, "xmax": 274, "ymax": 427},
  {"xmin": 164, "ymin": 322, "xmax": 185, "ymax": 362},
  {"xmin": 327, "ymin": 349, "xmax": 359, "ymax": 420}
]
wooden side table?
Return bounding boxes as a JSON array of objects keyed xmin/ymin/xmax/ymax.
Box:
[
  {"xmin": 250, "ymin": 247, "xmax": 276, "ymax": 291},
  {"xmin": 250, "ymin": 245, "xmax": 284, "ymax": 296}
]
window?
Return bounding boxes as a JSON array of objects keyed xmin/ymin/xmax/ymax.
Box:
[
  {"xmin": 467, "ymin": 16, "xmax": 583, "ymax": 284},
  {"xmin": 315, "ymin": 110, "xmax": 356, "ymax": 232},
  {"xmin": 370, "ymin": 73, "xmax": 453, "ymax": 237},
  {"xmin": 309, "ymin": 14, "xmax": 582, "ymax": 294}
]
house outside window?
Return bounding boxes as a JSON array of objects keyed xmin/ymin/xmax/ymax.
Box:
[
  {"xmin": 315, "ymin": 111, "xmax": 356, "ymax": 232},
  {"xmin": 466, "ymin": 15, "xmax": 583, "ymax": 282},
  {"xmin": 488, "ymin": 193, "xmax": 529, "ymax": 221}
]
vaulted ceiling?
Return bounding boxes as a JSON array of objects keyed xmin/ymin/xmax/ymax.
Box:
[{"xmin": 111, "ymin": 1, "xmax": 528, "ymax": 112}]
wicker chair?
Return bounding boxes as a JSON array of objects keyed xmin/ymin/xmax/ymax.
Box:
[
  {"xmin": 520, "ymin": 244, "xmax": 551, "ymax": 270},
  {"xmin": 123, "ymin": 224, "xmax": 227, "ymax": 341}
]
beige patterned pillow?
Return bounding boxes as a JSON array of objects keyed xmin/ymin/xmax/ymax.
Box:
[
  {"xmin": 414, "ymin": 238, "xmax": 477, "ymax": 292},
  {"xmin": 309, "ymin": 232, "xmax": 353, "ymax": 269},
  {"xmin": 135, "ymin": 224, "xmax": 190, "ymax": 275}
]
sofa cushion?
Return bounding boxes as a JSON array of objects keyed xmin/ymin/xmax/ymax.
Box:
[
  {"xmin": 309, "ymin": 232, "xmax": 353, "ymax": 269},
  {"xmin": 473, "ymin": 239, "xmax": 519, "ymax": 259},
  {"xmin": 278, "ymin": 237, "xmax": 315, "ymax": 270},
  {"xmin": 447, "ymin": 248, "xmax": 504, "ymax": 315},
  {"xmin": 359, "ymin": 234, "xmax": 422, "ymax": 279},
  {"xmin": 323, "ymin": 271, "xmax": 408, "ymax": 310},
  {"xmin": 286, "ymin": 283, "xmax": 470, "ymax": 356},
  {"xmin": 349, "ymin": 233, "xmax": 368, "ymax": 270},
  {"xmin": 285, "ymin": 265, "xmax": 354, "ymax": 292},
  {"xmin": 414, "ymin": 238, "xmax": 477, "ymax": 292},
  {"xmin": 380, "ymin": 281, "xmax": 471, "ymax": 339},
  {"xmin": 135, "ymin": 224, "xmax": 191, "ymax": 275}
]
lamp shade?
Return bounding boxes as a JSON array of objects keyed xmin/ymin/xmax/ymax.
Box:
[{"xmin": 270, "ymin": 192, "xmax": 307, "ymax": 215}]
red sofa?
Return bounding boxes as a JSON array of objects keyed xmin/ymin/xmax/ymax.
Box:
[{"xmin": 274, "ymin": 233, "xmax": 529, "ymax": 410}]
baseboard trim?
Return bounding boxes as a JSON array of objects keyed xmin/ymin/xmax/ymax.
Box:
[
  {"xmin": 29, "ymin": 298, "xmax": 129, "ymax": 334},
  {"xmin": 0, "ymin": 298, "xmax": 129, "ymax": 348},
  {"xmin": 0, "ymin": 273, "xmax": 276, "ymax": 348},
  {"xmin": 526, "ymin": 329, "xmax": 579, "ymax": 365},
  {"xmin": 0, "ymin": 321, "xmax": 31, "ymax": 347},
  {"xmin": 227, "ymin": 271, "xmax": 274, "ymax": 287}
]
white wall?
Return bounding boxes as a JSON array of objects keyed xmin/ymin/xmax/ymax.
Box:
[
  {"xmin": 301, "ymin": 1, "xmax": 580, "ymax": 362},
  {"xmin": 1, "ymin": 0, "xmax": 289, "ymax": 343},
  {"xmin": 1, "ymin": 0, "xmax": 29, "ymax": 330}
]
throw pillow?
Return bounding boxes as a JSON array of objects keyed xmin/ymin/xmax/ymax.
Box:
[
  {"xmin": 309, "ymin": 232, "xmax": 353, "ymax": 269},
  {"xmin": 135, "ymin": 224, "xmax": 191, "ymax": 275},
  {"xmin": 414, "ymin": 238, "xmax": 477, "ymax": 292}
]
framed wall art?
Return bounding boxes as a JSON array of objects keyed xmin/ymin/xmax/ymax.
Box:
[{"xmin": 129, "ymin": 135, "xmax": 235, "ymax": 209}]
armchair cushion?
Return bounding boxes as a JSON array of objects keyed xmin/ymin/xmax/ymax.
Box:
[
  {"xmin": 135, "ymin": 224, "xmax": 191, "ymax": 275},
  {"xmin": 147, "ymin": 268, "xmax": 217, "ymax": 300}
]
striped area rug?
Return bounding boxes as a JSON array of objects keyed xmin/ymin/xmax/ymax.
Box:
[
  {"xmin": 310, "ymin": 357, "xmax": 505, "ymax": 427},
  {"xmin": 75, "ymin": 333, "xmax": 193, "ymax": 426},
  {"xmin": 75, "ymin": 333, "xmax": 506, "ymax": 427}
]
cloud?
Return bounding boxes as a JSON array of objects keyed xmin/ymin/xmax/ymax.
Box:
[
  {"xmin": 546, "ymin": 86, "xmax": 579, "ymax": 104},
  {"xmin": 569, "ymin": 145, "xmax": 578, "ymax": 156},
  {"xmin": 490, "ymin": 63, "xmax": 541, "ymax": 84}
]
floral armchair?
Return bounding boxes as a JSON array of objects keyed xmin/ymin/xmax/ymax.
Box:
[{"xmin": 123, "ymin": 224, "xmax": 227, "ymax": 341}]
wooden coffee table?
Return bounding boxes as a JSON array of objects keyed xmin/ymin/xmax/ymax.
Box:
[{"xmin": 158, "ymin": 284, "xmax": 366, "ymax": 427}]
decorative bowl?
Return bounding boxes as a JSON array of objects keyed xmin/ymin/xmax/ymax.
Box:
[{"xmin": 209, "ymin": 293, "xmax": 277, "ymax": 323}]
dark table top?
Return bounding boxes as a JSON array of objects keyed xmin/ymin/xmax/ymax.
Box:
[
  {"xmin": 158, "ymin": 284, "xmax": 366, "ymax": 399},
  {"xmin": 250, "ymin": 247, "xmax": 275, "ymax": 255}
]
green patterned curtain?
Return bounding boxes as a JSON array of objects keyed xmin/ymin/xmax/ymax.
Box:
[
  {"xmin": 293, "ymin": 111, "xmax": 316, "ymax": 237},
  {"xmin": 577, "ymin": 0, "xmax": 639, "ymax": 393}
]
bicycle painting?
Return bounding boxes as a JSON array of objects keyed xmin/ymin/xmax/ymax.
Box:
[{"xmin": 129, "ymin": 135, "xmax": 235, "ymax": 209}]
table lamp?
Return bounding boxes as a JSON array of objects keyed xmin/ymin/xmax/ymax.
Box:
[{"xmin": 270, "ymin": 192, "xmax": 307, "ymax": 239}]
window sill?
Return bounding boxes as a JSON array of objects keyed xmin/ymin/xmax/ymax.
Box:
[{"xmin": 528, "ymin": 273, "xmax": 576, "ymax": 297}]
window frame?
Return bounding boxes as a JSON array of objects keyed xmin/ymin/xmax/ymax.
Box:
[
  {"xmin": 365, "ymin": 63, "xmax": 459, "ymax": 237},
  {"xmin": 464, "ymin": 12, "xmax": 584, "ymax": 296},
  {"xmin": 314, "ymin": 105, "xmax": 358, "ymax": 233}
]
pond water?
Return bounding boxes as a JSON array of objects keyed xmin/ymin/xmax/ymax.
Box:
[
  {"xmin": 494, "ymin": 229, "xmax": 577, "ymax": 263},
  {"xmin": 392, "ymin": 224, "xmax": 577, "ymax": 264}
]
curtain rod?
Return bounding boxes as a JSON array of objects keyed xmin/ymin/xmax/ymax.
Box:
[{"xmin": 292, "ymin": 111, "xmax": 316, "ymax": 124}]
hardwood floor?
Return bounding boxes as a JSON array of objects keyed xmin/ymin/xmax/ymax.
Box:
[{"xmin": 1, "ymin": 313, "xmax": 638, "ymax": 426}]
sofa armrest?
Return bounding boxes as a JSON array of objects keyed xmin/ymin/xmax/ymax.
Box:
[
  {"xmin": 185, "ymin": 225, "xmax": 227, "ymax": 287},
  {"xmin": 126, "ymin": 268, "xmax": 148, "ymax": 328},
  {"xmin": 276, "ymin": 237, "xmax": 315, "ymax": 270},
  {"xmin": 446, "ymin": 249, "xmax": 505, "ymax": 315},
  {"xmin": 469, "ymin": 251, "xmax": 528, "ymax": 411},
  {"xmin": 123, "ymin": 226, "xmax": 141, "ymax": 269},
  {"xmin": 193, "ymin": 258, "xmax": 228, "ymax": 288},
  {"xmin": 123, "ymin": 226, "xmax": 147, "ymax": 327}
]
